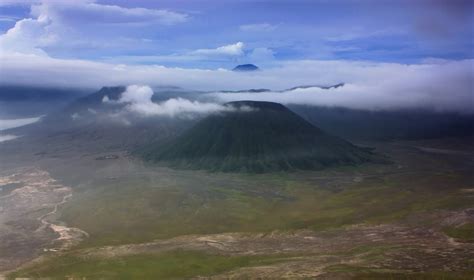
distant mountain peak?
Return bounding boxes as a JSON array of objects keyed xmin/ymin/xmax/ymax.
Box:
[{"xmin": 232, "ymin": 64, "xmax": 260, "ymax": 72}]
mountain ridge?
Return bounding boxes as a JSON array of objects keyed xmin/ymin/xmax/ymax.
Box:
[{"xmin": 138, "ymin": 100, "xmax": 378, "ymax": 173}]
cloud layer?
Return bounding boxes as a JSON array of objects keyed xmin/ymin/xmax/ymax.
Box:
[
  {"xmin": 1, "ymin": 52, "xmax": 472, "ymax": 113},
  {"xmin": 0, "ymin": 134, "xmax": 19, "ymax": 143},
  {"xmin": 208, "ymin": 59, "xmax": 474, "ymax": 113},
  {"xmin": 110, "ymin": 85, "xmax": 233, "ymax": 118},
  {"xmin": 0, "ymin": 116, "xmax": 42, "ymax": 130}
]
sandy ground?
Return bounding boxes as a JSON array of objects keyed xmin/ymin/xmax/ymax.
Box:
[
  {"xmin": 0, "ymin": 168, "xmax": 88, "ymax": 273},
  {"xmin": 40, "ymin": 208, "xmax": 469, "ymax": 278}
]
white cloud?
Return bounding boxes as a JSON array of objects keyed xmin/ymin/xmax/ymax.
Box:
[
  {"xmin": 0, "ymin": 52, "xmax": 472, "ymax": 114},
  {"xmin": 71, "ymin": 112, "xmax": 80, "ymax": 120},
  {"xmin": 0, "ymin": 134, "xmax": 19, "ymax": 143},
  {"xmin": 240, "ymin": 23, "xmax": 277, "ymax": 32},
  {"xmin": 324, "ymin": 27, "xmax": 405, "ymax": 42},
  {"xmin": 29, "ymin": 1, "xmax": 187, "ymax": 26},
  {"xmin": 0, "ymin": 116, "xmax": 42, "ymax": 130},
  {"xmin": 0, "ymin": 0, "xmax": 187, "ymax": 54},
  {"xmin": 102, "ymin": 95, "xmax": 111, "ymax": 103},
  {"xmin": 111, "ymin": 85, "xmax": 233, "ymax": 117},
  {"xmin": 117, "ymin": 85, "xmax": 154, "ymax": 104},
  {"xmin": 0, "ymin": 15, "xmax": 19, "ymax": 22},
  {"xmin": 0, "ymin": 16, "xmax": 55, "ymax": 55},
  {"xmin": 192, "ymin": 42, "xmax": 245, "ymax": 57},
  {"xmin": 0, "ymin": 0, "xmax": 243, "ymax": 65},
  {"xmin": 208, "ymin": 60, "xmax": 474, "ymax": 113},
  {"xmin": 101, "ymin": 42, "xmax": 247, "ymax": 64},
  {"xmin": 248, "ymin": 47, "xmax": 275, "ymax": 63}
]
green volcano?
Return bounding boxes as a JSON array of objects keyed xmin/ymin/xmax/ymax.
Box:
[{"xmin": 139, "ymin": 101, "xmax": 378, "ymax": 173}]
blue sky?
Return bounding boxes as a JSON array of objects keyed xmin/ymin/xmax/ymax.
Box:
[
  {"xmin": 0, "ymin": 0, "xmax": 472, "ymax": 69},
  {"xmin": 0, "ymin": 0, "xmax": 472, "ymax": 114}
]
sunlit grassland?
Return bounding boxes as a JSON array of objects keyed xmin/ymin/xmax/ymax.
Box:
[
  {"xmin": 443, "ymin": 223, "xmax": 474, "ymax": 243},
  {"xmin": 8, "ymin": 141, "xmax": 474, "ymax": 279},
  {"xmin": 59, "ymin": 158, "xmax": 473, "ymax": 248},
  {"xmin": 328, "ymin": 265, "xmax": 474, "ymax": 280},
  {"xmin": 8, "ymin": 250, "xmax": 291, "ymax": 279},
  {"xmin": 6, "ymin": 245, "xmax": 415, "ymax": 279}
]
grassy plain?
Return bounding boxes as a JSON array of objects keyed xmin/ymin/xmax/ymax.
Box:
[
  {"xmin": 9, "ymin": 251, "xmax": 291, "ymax": 279},
  {"xmin": 8, "ymin": 139, "xmax": 474, "ymax": 278}
]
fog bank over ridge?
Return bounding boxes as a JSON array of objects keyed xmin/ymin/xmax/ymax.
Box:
[
  {"xmin": 0, "ymin": 53, "xmax": 472, "ymax": 113},
  {"xmin": 0, "ymin": 116, "xmax": 42, "ymax": 131},
  {"xmin": 107, "ymin": 85, "xmax": 234, "ymax": 118}
]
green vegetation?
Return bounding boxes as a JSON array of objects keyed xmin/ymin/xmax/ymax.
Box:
[
  {"xmin": 326, "ymin": 263, "xmax": 474, "ymax": 279},
  {"xmin": 17, "ymin": 138, "xmax": 472, "ymax": 278},
  {"xmin": 9, "ymin": 250, "xmax": 287, "ymax": 279},
  {"xmin": 138, "ymin": 101, "xmax": 378, "ymax": 173},
  {"xmin": 351, "ymin": 271, "xmax": 474, "ymax": 280},
  {"xmin": 59, "ymin": 162, "xmax": 472, "ymax": 248},
  {"xmin": 443, "ymin": 223, "xmax": 474, "ymax": 242},
  {"xmin": 325, "ymin": 248, "xmax": 474, "ymax": 279}
]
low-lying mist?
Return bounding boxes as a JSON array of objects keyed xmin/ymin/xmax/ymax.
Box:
[{"xmin": 1, "ymin": 53, "xmax": 472, "ymax": 114}]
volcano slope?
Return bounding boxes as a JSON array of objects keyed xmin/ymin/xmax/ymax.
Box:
[{"xmin": 139, "ymin": 101, "xmax": 379, "ymax": 173}]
